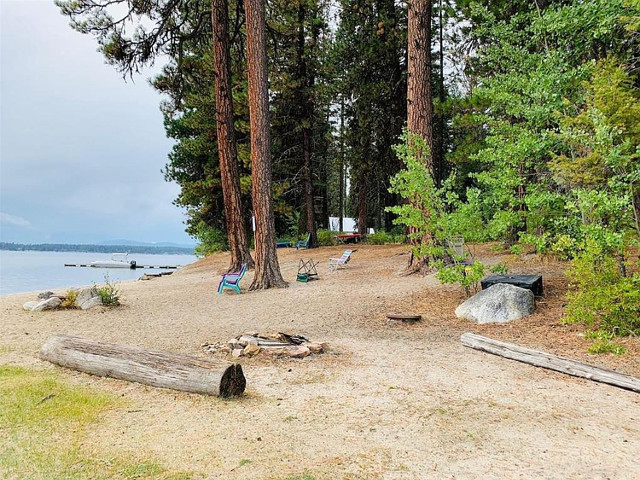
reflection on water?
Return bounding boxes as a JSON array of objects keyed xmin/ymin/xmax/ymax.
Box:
[{"xmin": 0, "ymin": 250, "xmax": 197, "ymax": 295}]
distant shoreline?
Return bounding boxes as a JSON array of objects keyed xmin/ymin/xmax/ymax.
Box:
[{"xmin": 0, "ymin": 242, "xmax": 195, "ymax": 255}]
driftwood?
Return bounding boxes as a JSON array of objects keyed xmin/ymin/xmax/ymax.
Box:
[
  {"xmin": 40, "ymin": 335, "xmax": 246, "ymax": 397},
  {"xmin": 386, "ymin": 313, "xmax": 422, "ymax": 323},
  {"xmin": 461, "ymin": 333, "xmax": 640, "ymax": 393}
]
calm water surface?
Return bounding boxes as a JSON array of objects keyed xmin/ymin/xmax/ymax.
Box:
[{"xmin": 0, "ymin": 250, "xmax": 197, "ymax": 296}]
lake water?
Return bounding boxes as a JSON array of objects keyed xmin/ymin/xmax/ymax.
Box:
[{"xmin": 0, "ymin": 250, "xmax": 197, "ymax": 296}]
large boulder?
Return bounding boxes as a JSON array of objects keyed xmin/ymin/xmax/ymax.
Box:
[
  {"xmin": 23, "ymin": 301, "xmax": 40, "ymax": 311},
  {"xmin": 80, "ymin": 296, "xmax": 103, "ymax": 310},
  {"xmin": 75, "ymin": 287, "xmax": 98, "ymax": 307},
  {"xmin": 31, "ymin": 297, "xmax": 62, "ymax": 312},
  {"xmin": 455, "ymin": 283, "xmax": 534, "ymax": 324}
]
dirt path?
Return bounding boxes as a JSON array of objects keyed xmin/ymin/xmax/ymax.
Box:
[{"xmin": 1, "ymin": 245, "xmax": 639, "ymax": 479}]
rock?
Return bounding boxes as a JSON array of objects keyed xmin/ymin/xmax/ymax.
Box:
[
  {"xmin": 306, "ymin": 343, "xmax": 325, "ymax": 354},
  {"xmin": 243, "ymin": 343, "xmax": 261, "ymax": 356},
  {"xmin": 232, "ymin": 348, "xmax": 245, "ymax": 358},
  {"xmin": 23, "ymin": 301, "xmax": 40, "ymax": 311},
  {"xmin": 32, "ymin": 297, "xmax": 62, "ymax": 312},
  {"xmin": 228, "ymin": 338, "xmax": 239, "ymax": 350},
  {"xmin": 140, "ymin": 274, "xmax": 150, "ymax": 280},
  {"xmin": 455, "ymin": 283, "xmax": 534, "ymax": 324},
  {"xmin": 37, "ymin": 291, "xmax": 54, "ymax": 300},
  {"xmin": 261, "ymin": 347, "xmax": 289, "ymax": 357},
  {"xmin": 288, "ymin": 345, "xmax": 311, "ymax": 358},
  {"xmin": 76, "ymin": 287, "xmax": 98, "ymax": 307},
  {"xmin": 79, "ymin": 296, "xmax": 103, "ymax": 310}
]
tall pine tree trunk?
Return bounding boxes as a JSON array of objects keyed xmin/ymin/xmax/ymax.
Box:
[
  {"xmin": 245, "ymin": 0, "xmax": 287, "ymax": 290},
  {"xmin": 298, "ymin": 2, "xmax": 318, "ymax": 248},
  {"xmin": 357, "ymin": 172, "xmax": 368, "ymax": 235},
  {"xmin": 407, "ymin": 0, "xmax": 434, "ymax": 272},
  {"xmin": 434, "ymin": 0, "xmax": 445, "ymax": 187},
  {"xmin": 407, "ymin": 0, "xmax": 434, "ymax": 168},
  {"xmin": 338, "ymin": 97, "xmax": 345, "ymax": 233},
  {"xmin": 212, "ymin": 0, "xmax": 254, "ymax": 272}
]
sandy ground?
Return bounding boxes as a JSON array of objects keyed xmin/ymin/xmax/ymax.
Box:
[{"xmin": 1, "ymin": 244, "xmax": 639, "ymax": 479}]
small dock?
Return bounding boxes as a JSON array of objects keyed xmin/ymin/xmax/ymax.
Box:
[{"xmin": 64, "ymin": 264, "xmax": 182, "ymax": 269}]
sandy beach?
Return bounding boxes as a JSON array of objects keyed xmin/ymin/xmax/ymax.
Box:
[{"xmin": 2, "ymin": 244, "xmax": 639, "ymax": 479}]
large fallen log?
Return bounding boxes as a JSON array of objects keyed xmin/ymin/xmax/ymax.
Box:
[
  {"xmin": 461, "ymin": 333, "xmax": 640, "ymax": 393},
  {"xmin": 40, "ymin": 335, "xmax": 246, "ymax": 397}
]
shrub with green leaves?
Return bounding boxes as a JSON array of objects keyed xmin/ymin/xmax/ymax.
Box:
[
  {"xmin": 436, "ymin": 260, "xmax": 486, "ymax": 297},
  {"xmin": 96, "ymin": 275, "xmax": 120, "ymax": 307},
  {"xmin": 366, "ymin": 231, "xmax": 397, "ymax": 245},
  {"xmin": 316, "ymin": 229, "xmax": 335, "ymax": 246},
  {"xmin": 60, "ymin": 290, "xmax": 78, "ymax": 309},
  {"xmin": 565, "ymin": 241, "xmax": 640, "ymax": 338}
]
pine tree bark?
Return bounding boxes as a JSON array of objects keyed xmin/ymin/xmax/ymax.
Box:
[
  {"xmin": 407, "ymin": 0, "xmax": 434, "ymax": 273},
  {"xmin": 298, "ymin": 2, "xmax": 318, "ymax": 248},
  {"xmin": 338, "ymin": 97, "xmax": 345, "ymax": 233},
  {"xmin": 357, "ymin": 172, "xmax": 368, "ymax": 235},
  {"xmin": 434, "ymin": 0, "xmax": 445, "ymax": 187},
  {"xmin": 212, "ymin": 0, "xmax": 254, "ymax": 272},
  {"xmin": 407, "ymin": 0, "xmax": 434, "ymax": 171},
  {"xmin": 245, "ymin": 0, "xmax": 287, "ymax": 290}
]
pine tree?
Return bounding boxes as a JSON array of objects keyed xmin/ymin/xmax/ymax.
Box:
[{"xmin": 245, "ymin": 0, "xmax": 288, "ymax": 289}]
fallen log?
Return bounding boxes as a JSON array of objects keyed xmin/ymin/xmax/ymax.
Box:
[
  {"xmin": 40, "ymin": 335, "xmax": 246, "ymax": 397},
  {"xmin": 386, "ymin": 312, "xmax": 422, "ymax": 323},
  {"xmin": 461, "ymin": 333, "xmax": 640, "ymax": 393}
]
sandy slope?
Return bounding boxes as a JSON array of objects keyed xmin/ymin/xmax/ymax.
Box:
[{"xmin": 1, "ymin": 244, "xmax": 639, "ymax": 479}]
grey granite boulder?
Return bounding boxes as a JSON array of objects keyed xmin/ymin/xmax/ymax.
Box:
[
  {"xmin": 75, "ymin": 287, "xmax": 98, "ymax": 307},
  {"xmin": 31, "ymin": 297, "xmax": 62, "ymax": 312},
  {"xmin": 455, "ymin": 283, "xmax": 534, "ymax": 324},
  {"xmin": 79, "ymin": 296, "xmax": 103, "ymax": 310},
  {"xmin": 23, "ymin": 301, "xmax": 40, "ymax": 311}
]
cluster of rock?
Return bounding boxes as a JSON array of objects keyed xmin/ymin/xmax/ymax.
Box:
[
  {"xmin": 455, "ymin": 283, "xmax": 535, "ymax": 324},
  {"xmin": 23, "ymin": 288, "xmax": 103, "ymax": 312},
  {"xmin": 203, "ymin": 332, "xmax": 326, "ymax": 359}
]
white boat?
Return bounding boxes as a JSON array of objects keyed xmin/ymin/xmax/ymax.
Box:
[{"xmin": 90, "ymin": 253, "xmax": 136, "ymax": 269}]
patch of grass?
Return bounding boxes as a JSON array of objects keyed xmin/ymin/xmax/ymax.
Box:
[
  {"xmin": 587, "ymin": 340, "xmax": 627, "ymax": 355},
  {"xmin": 238, "ymin": 459, "xmax": 252, "ymax": 467},
  {"xmin": 284, "ymin": 475, "xmax": 316, "ymax": 480},
  {"xmin": 283, "ymin": 415, "xmax": 297, "ymax": 423},
  {"xmin": 0, "ymin": 365, "xmax": 193, "ymax": 479},
  {"xmin": 584, "ymin": 330, "xmax": 628, "ymax": 355}
]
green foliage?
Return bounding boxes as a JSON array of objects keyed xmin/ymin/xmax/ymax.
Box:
[
  {"xmin": 96, "ymin": 275, "xmax": 120, "ymax": 307},
  {"xmin": 60, "ymin": 290, "xmax": 78, "ymax": 309},
  {"xmin": 366, "ymin": 231, "xmax": 399, "ymax": 245},
  {"xmin": 436, "ymin": 261, "xmax": 486, "ymax": 297},
  {"xmin": 565, "ymin": 241, "xmax": 640, "ymax": 337},
  {"xmin": 490, "ymin": 263, "xmax": 508, "ymax": 275},
  {"xmin": 509, "ymin": 244, "xmax": 524, "ymax": 255},
  {"xmin": 584, "ymin": 330, "xmax": 628, "ymax": 355},
  {"xmin": 316, "ymin": 229, "xmax": 335, "ymax": 247},
  {"xmin": 387, "ymin": 131, "xmax": 445, "ymax": 261},
  {"xmin": 587, "ymin": 341, "xmax": 628, "ymax": 355},
  {"xmin": 192, "ymin": 222, "xmax": 228, "ymax": 258}
]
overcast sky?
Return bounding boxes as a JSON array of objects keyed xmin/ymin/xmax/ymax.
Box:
[{"xmin": 1, "ymin": 0, "xmax": 194, "ymax": 245}]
